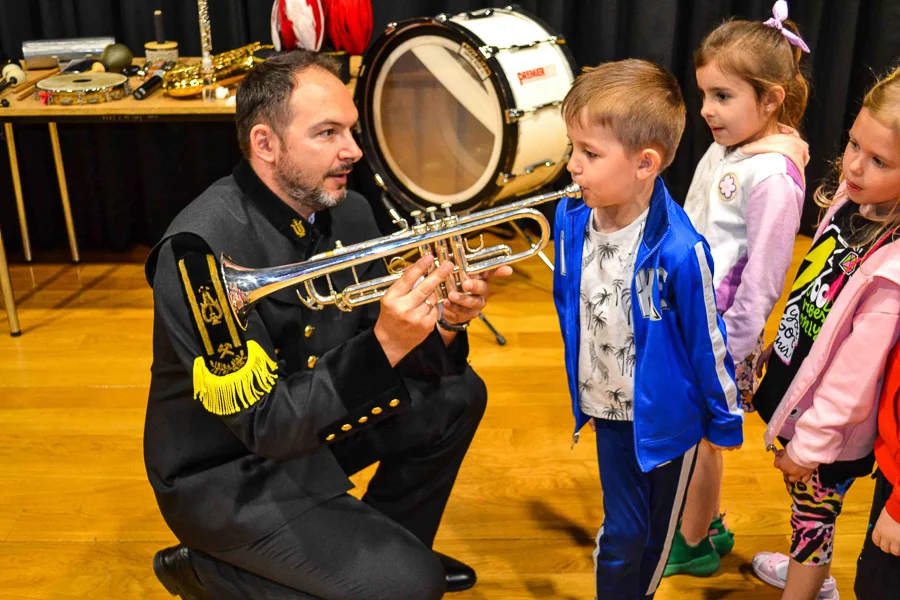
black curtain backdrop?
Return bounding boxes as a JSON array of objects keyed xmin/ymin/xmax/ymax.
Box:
[{"xmin": 0, "ymin": 0, "xmax": 898, "ymax": 255}]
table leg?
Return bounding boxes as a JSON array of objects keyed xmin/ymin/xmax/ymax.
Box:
[
  {"xmin": 4, "ymin": 122, "xmax": 32, "ymax": 262},
  {"xmin": 48, "ymin": 122, "xmax": 80, "ymax": 263},
  {"xmin": 0, "ymin": 221, "xmax": 21, "ymax": 336}
]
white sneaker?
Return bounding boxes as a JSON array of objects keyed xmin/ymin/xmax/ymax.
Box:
[{"xmin": 751, "ymin": 552, "xmax": 839, "ymax": 599}]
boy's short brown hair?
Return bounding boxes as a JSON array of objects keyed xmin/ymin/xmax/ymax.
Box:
[{"xmin": 562, "ymin": 59, "xmax": 686, "ymax": 170}]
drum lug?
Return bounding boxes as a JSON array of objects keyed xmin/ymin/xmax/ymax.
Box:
[
  {"xmin": 486, "ymin": 37, "xmax": 565, "ymax": 56},
  {"xmin": 532, "ymin": 99, "xmax": 562, "ymax": 113},
  {"xmin": 524, "ymin": 160, "xmax": 555, "ymax": 175},
  {"xmin": 497, "ymin": 172, "xmax": 516, "ymax": 186},
  {"xmin": 462, "ymin": 9, "xmax": 494, "ymax": 19},
  {"xmin": 505, "ymin": 100, "xmax": 562, "ymax": 123},
  {"xmin": 478, "ymin": 45, "xmax": 498, "ymax": 60},
  {"xmin": 504, "ymin": 108, "xmax": 524, "ymax": 123},
  {"xmin": 497, "ymin": 160, "xmax": 558, "ymax": 186},
  {"xmin": 385, "ymin": 21, "xmax": 398, "ymax": 33}
]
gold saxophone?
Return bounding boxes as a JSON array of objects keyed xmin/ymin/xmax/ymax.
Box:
[{"xmin": 163, "ymin": 42, "xmax": 272, "ymax": 98}]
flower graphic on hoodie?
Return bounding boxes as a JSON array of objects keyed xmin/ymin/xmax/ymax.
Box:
[{"xmin": 718, "ymin": 173, "xmax": 738, "ymax": 201}]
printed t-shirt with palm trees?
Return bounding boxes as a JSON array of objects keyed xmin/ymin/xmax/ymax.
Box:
[{"xmin": 577, "ymin": 208, "xmax": 648, "ymax": 421}]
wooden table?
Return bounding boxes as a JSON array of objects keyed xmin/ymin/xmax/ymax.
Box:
[{"xmin": 0, "ymin": 56, "xmax": 359, "ymax": 335}]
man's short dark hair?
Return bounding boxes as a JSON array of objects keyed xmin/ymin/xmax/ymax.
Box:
[{"xmin": 235, "ymin": 50, "xmax": 341, "ymax": 158}]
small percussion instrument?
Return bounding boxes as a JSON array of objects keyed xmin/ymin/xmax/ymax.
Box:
[
  {"xmin": 145, "ymin": 10, "xmax": 179, "ymax": 64},
  {"xmin": 356, "ymin": 6, "xmax": 576, "ymax": 214},
  {"xmin": 144, "ymin": 41, "xmax": 179, "ymax": 65},
  {"xmin": 21, "ymin": 36, "xmax": 114, "ymax": 70},
  {"xmin": 35, "ymin": 73, "xmax": 131, "ymax": 105},
  {"xmin": 100, "ymin": 43, "xmax": 134, "ymax": 73}
]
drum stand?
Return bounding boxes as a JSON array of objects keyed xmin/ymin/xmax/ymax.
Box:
[{"xmin": 507, "ymin": 220, "xmax": 554, "ymax": 272}]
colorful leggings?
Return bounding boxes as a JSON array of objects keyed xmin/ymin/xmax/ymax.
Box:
[{"xmin": 788, "ymin": 470, "xmax": 854, "ymax": 565}]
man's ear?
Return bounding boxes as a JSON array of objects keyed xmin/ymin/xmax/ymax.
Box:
[
  {"xmin": 636, "ymin": 148, "xmax": 662, "ymax": 181},
  {"xmin": 249, "ymin": 124, "xmax": 279, "ymax": 164}
]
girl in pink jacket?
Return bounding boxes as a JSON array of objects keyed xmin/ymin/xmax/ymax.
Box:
[{"xmin": 751, "ymin": 65, "xmax": 900, "ymax": 600}]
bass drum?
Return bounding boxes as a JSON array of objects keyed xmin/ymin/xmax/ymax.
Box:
[{"xmin": 355, "ymin": 6, "xmax": 576, "ymax": 214}]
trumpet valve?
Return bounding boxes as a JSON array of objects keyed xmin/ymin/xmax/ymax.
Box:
[
  {"xmin": 440, "ymin": 203, "xmax": 457, "ymax": 226},
  {"xmin": 425, "ymin": 207, "xmax": 441, "ymax": 231}
]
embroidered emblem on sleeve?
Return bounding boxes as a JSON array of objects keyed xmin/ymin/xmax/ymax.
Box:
[
  {"xmin": 717, "ymin": 173, "xmax": 738, "ymax": 201},
  {"xmin": 177, "ymin": 252, "xmax": 278, "ymax": 415}
]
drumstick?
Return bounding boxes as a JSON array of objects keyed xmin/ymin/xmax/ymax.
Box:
[{"xmin": 15, "ymin": 67, "xmax": 61, "ymax": 101}]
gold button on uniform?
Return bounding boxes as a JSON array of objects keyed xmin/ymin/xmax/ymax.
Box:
[
  {"xmin": 358, "ymin": 416, "xmax": 369, "ymax": 424},
  {"xmin": 341, "ymin": 424, "xmax": 352, "ymax": 432},
  {"xmin": 304, "ymin": 325, "xmax": 314, "ymax": 338},
  {"xmin": 371, "ymin": 407, "xmax": 383, "ymax": 415},
  {"xmin": 307, "ymin": 355, "xmax": 317, "ymax": 368},
  {"xmin": 389, "ymin": 399, "xmax": 400, "ymax": 407},
  {"xmin": 325, "ymin": 433, "xmax": 335, "ymax": 442}
]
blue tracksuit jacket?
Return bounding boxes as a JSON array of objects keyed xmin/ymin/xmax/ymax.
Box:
[{"xmin": 553, "ymin": 177, "xmax": 743, "ymax": 472}]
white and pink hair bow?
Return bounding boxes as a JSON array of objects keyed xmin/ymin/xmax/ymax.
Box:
[{"xmin": 764, "ymin": 0, "xmax": 810, "ymax": 53}]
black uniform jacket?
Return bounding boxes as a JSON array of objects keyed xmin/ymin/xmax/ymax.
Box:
[{"xmin": 144, "ymin": 161, "xmax": 468, "ymax": 551}]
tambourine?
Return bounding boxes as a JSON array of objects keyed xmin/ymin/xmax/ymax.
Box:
[{"xmin": 35, "ymin": 73, "xmax": 131, "ymax": 105}]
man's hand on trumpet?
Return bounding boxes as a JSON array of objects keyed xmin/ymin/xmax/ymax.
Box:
[
  {"xmin": 374, "ymin": 255, "xmax": 514, "ymax": 364},
  {"xmin": 437, "ymin": 265, "xmax": 513, "ymax": 345},
  {"xmin": 374, "ymin": 254, "xmax": 455, "ymax": 366}
]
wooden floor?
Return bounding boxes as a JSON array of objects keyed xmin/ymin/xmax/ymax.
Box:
[{"xmin": 0, "ymin": 234, "xmax": 876, "ymax": 599}]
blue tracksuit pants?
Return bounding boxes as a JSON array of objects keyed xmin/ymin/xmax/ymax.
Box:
[{"xmin": 593, "ymin": 419, "xmax": 698, "ymax": 599}]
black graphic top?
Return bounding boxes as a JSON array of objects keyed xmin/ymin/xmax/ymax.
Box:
[{"xmin": 755, "ymin": 201, "xmax": 881, "ymax": 484}]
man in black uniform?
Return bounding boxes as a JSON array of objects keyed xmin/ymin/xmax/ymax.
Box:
[{"xmin": 145, "ymin": 50, "xmax": 509, "ymax": 599}]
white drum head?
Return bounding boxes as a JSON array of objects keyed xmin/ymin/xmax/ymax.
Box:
[{"xmin": 372, "ymin": 35, "xmax": 504, "ymax": 207}]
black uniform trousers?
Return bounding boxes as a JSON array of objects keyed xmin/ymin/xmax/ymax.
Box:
[
  {"xmin": 854, "ymin": 470, "xmax": 900, "ymax": 600},
  {"xmin": 186, "ymin": 367, "xmax": 487, "ymax": 600}
]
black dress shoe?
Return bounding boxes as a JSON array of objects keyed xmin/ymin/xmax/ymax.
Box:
[
  {"xmin": 152, "ymin": 544, "xmax": 211, "ymax": 600},
  {"xmin": 435, "ymin": 551, "xmax": 477, "ymax": 592}
]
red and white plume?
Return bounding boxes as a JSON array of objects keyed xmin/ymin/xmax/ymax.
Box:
[{"xmin": 271, "ymin": 0, "xmax": 325, "ymax": 51}]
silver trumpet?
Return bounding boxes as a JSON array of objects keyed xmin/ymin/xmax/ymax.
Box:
[{"xmin": 221, "ymin": 183, "xmax": 581, "ymax": 327}]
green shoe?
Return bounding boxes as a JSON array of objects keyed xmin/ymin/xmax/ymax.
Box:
[
  {"xmin": 709, "ymin": 514, "xmax": 735, "ymax": 557},
  {"xmin": 663, "ymin": 530, "xmax": 721, "ymax": 577}
]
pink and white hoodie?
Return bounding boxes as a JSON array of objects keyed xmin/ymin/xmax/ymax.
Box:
[{"xmin": 684, "ymin": 141, "xmax": 805, "ymax": 363}]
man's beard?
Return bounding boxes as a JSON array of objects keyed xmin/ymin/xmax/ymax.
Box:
[{"xmin": 273, "ymin": 159, "xmax": 351, "ymax": 213}]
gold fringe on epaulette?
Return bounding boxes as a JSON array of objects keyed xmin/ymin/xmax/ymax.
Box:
[{"xmin": 192, "ymin": 340, "xmax": 279, "ymax": 415}]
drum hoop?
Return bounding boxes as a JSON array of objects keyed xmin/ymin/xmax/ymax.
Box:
[{"xmin": 356, "ymin": 18, "xmax": 519, "ymax": 214}]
